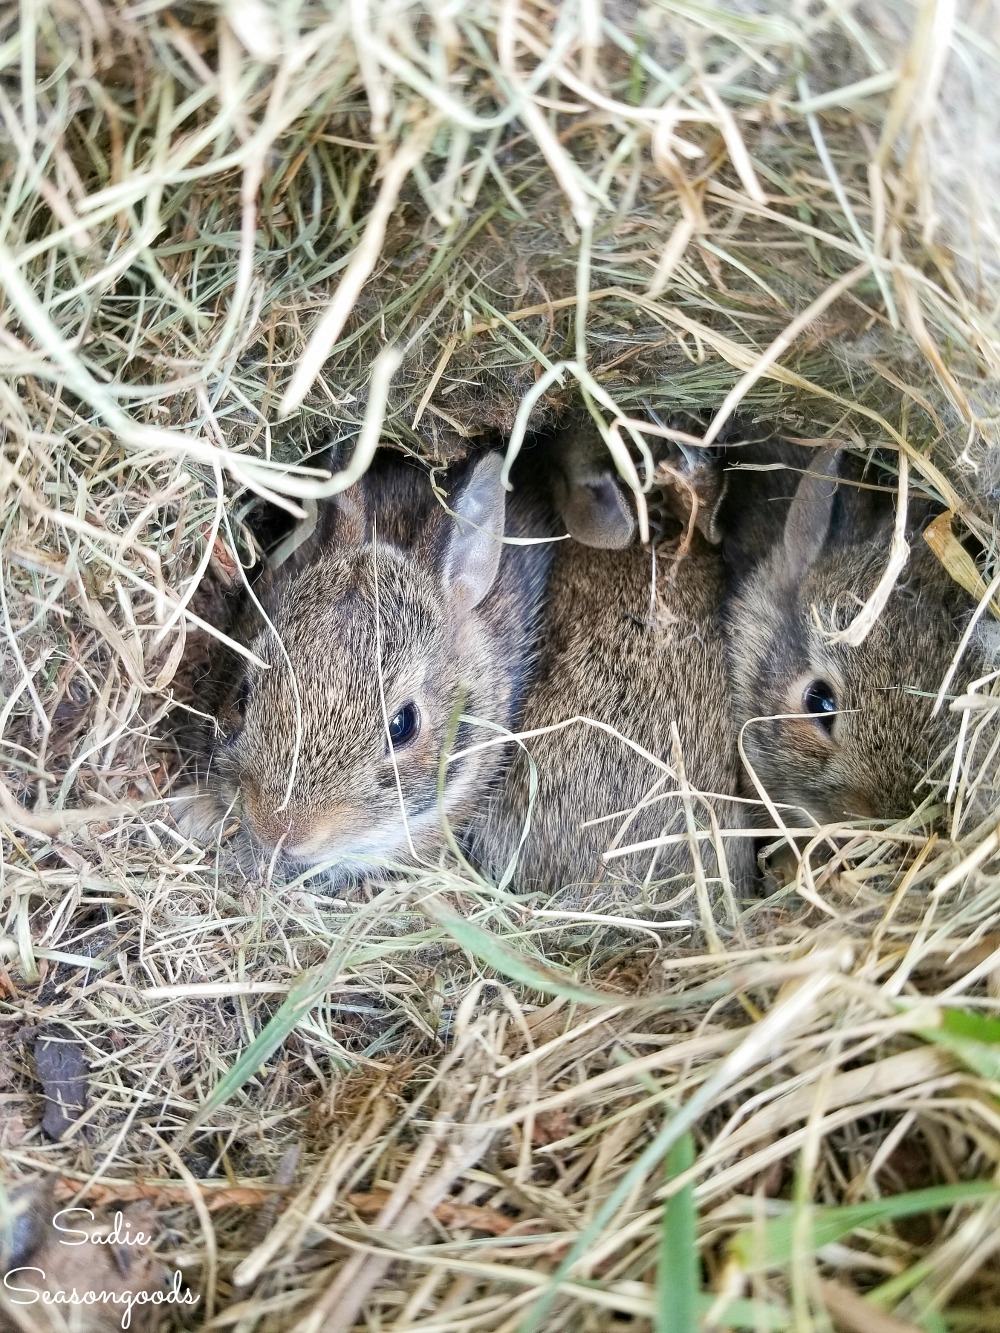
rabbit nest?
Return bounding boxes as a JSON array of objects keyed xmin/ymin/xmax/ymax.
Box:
[{"xmin": 2, "ymin": 1, "xmax": 1000, "ymax": 1331}]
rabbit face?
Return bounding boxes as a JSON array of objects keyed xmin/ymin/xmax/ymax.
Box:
[
  {"xmin": 213, "ymin": 549, "xmax": 497, "ymax": 877},
  {"xmin": 730, "ymin": 529, "xmax": 978, "ymax": 827}
]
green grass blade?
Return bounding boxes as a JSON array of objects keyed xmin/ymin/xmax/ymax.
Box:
[
  {"xmin": 427, "ymin": 902, "xmax": 737, "ymax": 1013},
  {"xmin": 656, "ymin": 1131, "xmax": 699, "ymax": 1333},
  {"xmin": 917, "ymin": 1006, "xmax": 1000, "ymax": 1080},
  {"xmin": 179, "ymin": 948, "xmax": 351, "ymax": 1143},
  {"xmin": 730, "ymin": 1181, "xmax": 999, "ymax": 1273},
  {"xmin": 425, "ymin": 902, "xmax": 626, "ymax": 1005}
]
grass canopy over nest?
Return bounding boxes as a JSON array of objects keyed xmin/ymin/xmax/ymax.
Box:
[{"xmin": 2, "ymin": 0, "xmax": 1000, "ymax": 1330}]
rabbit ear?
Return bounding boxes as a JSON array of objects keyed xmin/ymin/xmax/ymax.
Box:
[
  {"xmin": 781, "ymin": 450, "xmax": 842, "ymax": 573},
  {"xmin": 442, "ymin": 451, "xmax": 507, "ymax": 610},
  {"xmin": 554, "ymin": 465, "xmax": 637, "ymax": 549},
  {"xmin": 271, "ymin": 484, "xmax": 366, "ymax": 576}
]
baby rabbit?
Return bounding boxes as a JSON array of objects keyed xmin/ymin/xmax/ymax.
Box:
[
  {"xmin": 725, "ymin": 448, "xmax": 991, "ymax": 826},
  {"xmin": 472, "ymin": 423, "xmax": 753, "ymax": 896},
  {"xmin": 201, "ymin": 449, "xmax": 553, "ymax": 883}
]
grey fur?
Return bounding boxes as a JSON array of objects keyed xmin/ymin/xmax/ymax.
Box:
[{"xmin": 473, "ymin": 434, "xmax": 754, "ymax": 897}]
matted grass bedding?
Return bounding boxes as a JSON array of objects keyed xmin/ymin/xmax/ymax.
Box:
[{"xmin": 2, "ymin": 1, "xmax": 1000, "ymax": 1330}]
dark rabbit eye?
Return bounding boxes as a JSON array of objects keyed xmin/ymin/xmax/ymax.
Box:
[
  {"xmin": 387, "ymin": 703, "xmax": 420, "ymax": 750},
  {"xmin": 803, "ymin": 679, "xmax": 837, "ymax": 734}
]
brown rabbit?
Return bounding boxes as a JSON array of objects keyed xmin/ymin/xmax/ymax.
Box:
[
  {"xmin": 195, "ymin": 449, "xmax": 554, "ymax": 884},
  {"xmin": 725, "ymin": 448, "xmax": 993, "ymax": 826},
  {"xmin": 471, "ymin": 424, "xmax": 753, "ymax": 897}
]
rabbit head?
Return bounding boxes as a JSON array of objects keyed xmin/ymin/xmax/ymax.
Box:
[
  {"xmin": 728, "ymin": 451, "xmax": 984, "ymax": 826},
  {"xmin": 208, "ymin": 451, "xmax": 551, "ymax": 882}
]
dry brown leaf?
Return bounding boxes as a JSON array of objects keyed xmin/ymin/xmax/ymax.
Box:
[
  {"xmin": 346, "ymin": 1190, "xmax": 516, "ymax": 1235},
  {"xmin": 33, "ymin": 1033, "xmax": 88, "ymax": 1142},
  {"xmin": 924, "ymin": 511, "xmax": 1000, "ymax": 618},
  {"xmin": 52, "ymin": 1179, "xmax": 273, "ymax": 1211}
]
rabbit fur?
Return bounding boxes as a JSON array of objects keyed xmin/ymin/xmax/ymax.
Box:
[{"xmin": 472, "ymin": 425, "xmax": 754, "ymax": 897}]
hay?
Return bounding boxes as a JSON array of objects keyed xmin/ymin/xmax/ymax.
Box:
[{"xmin": 1, "ymin": 1, "xmax": 1000, "ymax": 1330}]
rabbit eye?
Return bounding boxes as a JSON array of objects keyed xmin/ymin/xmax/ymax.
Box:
[
  {"xmin": 387, "ymin": 702, "xmax": 420, "ymax": 750},
  {"xmin": 802, "ymin": 679, "xmax": 837, "ymax": 734}
]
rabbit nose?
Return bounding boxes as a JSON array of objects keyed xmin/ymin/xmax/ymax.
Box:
[{"xmin": 243, "ymin": 787, "xmax": 308, "ymax": 850}]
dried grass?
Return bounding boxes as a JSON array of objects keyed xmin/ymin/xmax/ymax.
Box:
[{"xmin": 1, "ymin": 1, "xmax": 1000, "ymax": 1330}]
